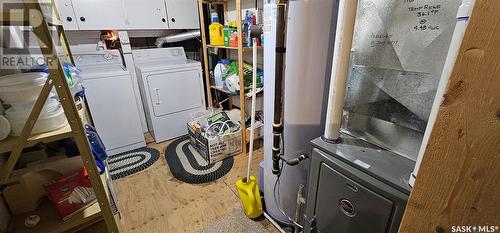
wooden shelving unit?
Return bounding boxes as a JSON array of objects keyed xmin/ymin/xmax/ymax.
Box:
[
  {"xmin": 11, "ymin": 193, "xmax": 102, "ymax": 233},
  {"xmin": 0, "ymin": 125, "xmax": 72, "ymax": 154},
  {"xmin": 0, "ymin": 1, "xmax": 120, "ymax": 232},
  {"xmin": 206, "ymin": 44, "xmax": 262, "ymax": 51},
  {"xmin": 198, "ymin": 0, "xmax": 262, "ymax": 152},
  {"xmin": 9, "ymin": 170, "xmax": 115, "ymax": 233}
]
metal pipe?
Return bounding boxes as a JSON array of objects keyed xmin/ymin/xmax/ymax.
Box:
[
  {"xmin": 323, "ymin": 0, "xmax": 358, "ymax": 142},
  {"xmin": 294, "ymin": 184, "xmax": 305, "ymax": 233},
  {"xmin": 155, "ymin": 30, "xmax": 200, "ymax": 48},
  {"xmin": 272, "ymin": 3, "xmax": 287, "ymax": 175},
  {"xmin": 409, "ymin": 0, "xmax": 474, "ymax": 187}
]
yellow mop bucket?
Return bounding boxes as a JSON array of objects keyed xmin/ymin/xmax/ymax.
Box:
[
  {"xmin": 236, "ymin": 176, "xmax": 263, "ymax": 218},
  {"xmin": 236, "ymin": 36, "xmax": 263, "ymax": 219}
]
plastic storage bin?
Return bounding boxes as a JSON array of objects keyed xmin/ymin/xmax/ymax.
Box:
[
  {"xmin": 5, "ymin": 98, "xmax": 67, "ymax": 136},
  {"xmin": 0, "ymin": 72, "xmax": 48, "ymax": 104}
]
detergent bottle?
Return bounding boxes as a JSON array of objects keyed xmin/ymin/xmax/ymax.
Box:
[
  {"xmin": 209, "ymin": 13, "xmax": 224, "ymax": 46},
  {"xmin": 214, "ymin": 59, "xmax": 230, "ymax": 88}
]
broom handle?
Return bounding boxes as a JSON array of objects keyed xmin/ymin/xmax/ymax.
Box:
[{"xmin": 246, "ymin": 39, "xmax": 258, "ymax": 183}]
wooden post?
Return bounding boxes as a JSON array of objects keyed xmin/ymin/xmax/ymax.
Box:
[
  {"xmin": 399, "ymin": 0, "xmax": 500, "ymax": 232},
  {"xmin": 198, "ymin": 0, "xmax": 213, "ymax": 107},
  {"xmin": 236, "ymin": 0, "xmax": 247, "ymax": 154}
]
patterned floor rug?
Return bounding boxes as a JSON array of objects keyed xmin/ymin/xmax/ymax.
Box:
[
  {"xmin": 165, "ymin": 136, "xmax": 234, "ymax": 184},
  {"xmin": 108, "ymin": 147, "xmax": 160, "ymax": 180}
]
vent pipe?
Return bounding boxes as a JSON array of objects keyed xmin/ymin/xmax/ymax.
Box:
[
  {"xmin": 409, "ymin": 0, "xmax": 475, "ymax": 187},
  {"xmin": 155, "ymin": 30, "xmax": 200, "ymax": 48},
  {"xmin": 323, "ymin": 0, "xmax": 358, "ymax": 142}
]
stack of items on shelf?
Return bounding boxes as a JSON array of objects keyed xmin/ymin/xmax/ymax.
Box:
[
  {"xmin": 209, "ymin": 10, "xmax": 263, "ymax": 48},
  {"xmin": 242, "ymin": 9, "xmax": 263, "ymax": 47},
  {"xmin": 2, "ymin": 124, "xmax": 108, "ymax": 225},
  {"xmin": 0, "ymin": 64, "xmax": 84, "ymax": 141},
  {"xmin": 0, "ymin": 72, "xmax": 67, "ymax": 140},
  {"xmin": 213, "ymin": 59, "xmax": 263, "ymax": 93},
  {"xmin": 187, "ymin": 109, "xmax": 242, "ymax": 164}
]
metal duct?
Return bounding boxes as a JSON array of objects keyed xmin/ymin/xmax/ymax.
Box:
[
  {"xmin": 342, "ymin": 0, "xmax": 461, "ymax": 160},
  {"xmin": 155, "ymin": 30, "xmax": 200, "ymax": 47}
]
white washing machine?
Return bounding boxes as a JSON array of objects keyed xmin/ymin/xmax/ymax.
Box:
[
  {"xmin": 133, "ymin": 47, "xmax": 205, "ymax": 143},
  {"xmin": 75, "ymin": 50, "xmax": 146, "ymax": 155}
]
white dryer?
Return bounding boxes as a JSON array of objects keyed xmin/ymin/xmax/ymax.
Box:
[
  {"xmin": 133, "ymin": 47, "xmax": 205, "ymax": 143},
  {"xmin": 75, "ymin": 50, "xmax": 146, "ymax": 155}
]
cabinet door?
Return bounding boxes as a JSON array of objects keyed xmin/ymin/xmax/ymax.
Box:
[
  {"xmin": 71, "ymin": 0, "xmax": 127, "ymax": 30},
  {"xmin": 122, "ymin": 0, "xmax": 169, "ymax": 29},
  {"xmin": 165, "ymin": 0, "xmax": 199, "ymax": 29},
  {"xmin": 54, "ymin": 0, "xmax": 79, "ymax": 30}
]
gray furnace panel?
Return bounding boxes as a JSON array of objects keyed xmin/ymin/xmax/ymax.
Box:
[
  {"xmin": 315, "ymin": 163, "xmax": 393, "ymax": 233},
  {"xmin": 304, "ymin": 136, "xmax": 414, "ymax": 233}
]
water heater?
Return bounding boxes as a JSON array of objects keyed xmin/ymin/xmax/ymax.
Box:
[{"xmin": 262, "ymin": 0, "xmax": 339, "ymax": 225}]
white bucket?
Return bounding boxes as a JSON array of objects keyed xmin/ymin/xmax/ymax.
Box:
[
  {"xmin": 5, "ymin": 98, "xmax": 67, "ymax": 136},
  {"xmin": 0, "ymin": 72, "xmax": 48, "ymax": 104}
]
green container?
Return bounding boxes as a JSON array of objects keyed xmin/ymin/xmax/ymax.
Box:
[{"xmin": 223, "ymin": 27, "xmax": 233, "ymax": 47}]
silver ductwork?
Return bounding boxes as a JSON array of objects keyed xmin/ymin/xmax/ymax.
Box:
[
  {"xmin": 155, "ymin": 30, "xmax": 200, "ymax": 48},
  {"xmin": 339, "ymin": 0, "xmax": 461, "ymax": 161}
]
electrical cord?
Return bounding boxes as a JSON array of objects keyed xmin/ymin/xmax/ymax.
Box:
[
  {"xmin": 273, "ymin": 160, "xmax": 304, "ymax": 230},
  {"xmin": 205, "ymin": 120, "xmax": 240, "ymax": 139}
]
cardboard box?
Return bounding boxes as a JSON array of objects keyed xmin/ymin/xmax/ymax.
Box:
[
  {"xmin": 46, "ymin": 168, "xmax": 96, "ymax": 221},
  {"xmin": 245, "ymin": 123, "xmax": 264, "ymax": 143},
  {"xmin": 187, "ymin": 123, "xmax": 242, "ymax": 164}
]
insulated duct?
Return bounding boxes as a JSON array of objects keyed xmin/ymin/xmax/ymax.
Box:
[{"xmin": 155, "ymin": 30, "xmax": 200, "ymax": 48}]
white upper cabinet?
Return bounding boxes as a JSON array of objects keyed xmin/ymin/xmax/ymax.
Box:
[
  {"xmin": 71, "ymin": 0, "xmax": 127, "ymax": 30},
  {"xmin": 165, "ymin": 0, "xmax": 199, "ymax": 29},
  {"xmin": 55, "ymin": 0, "xmax": 199, "ymax": 30},
  {"xmin": 55, "ymin": 0, "xmax": 79, "ymax": 30},
  {"xmin": 122, "ymin": 0, "xmax": 169, "ymax": 29}
]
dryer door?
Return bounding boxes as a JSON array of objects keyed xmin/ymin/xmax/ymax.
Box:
[{"xmin": 146, "ymin": 69, "xmax": 204, "ymax": 117}]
